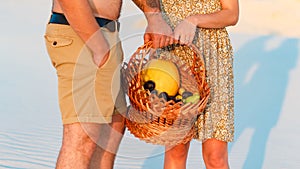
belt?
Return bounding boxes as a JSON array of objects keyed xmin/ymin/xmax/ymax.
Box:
[{"xmin": 49, "ymin": 12, "xmax": 120, "ymax": 32}]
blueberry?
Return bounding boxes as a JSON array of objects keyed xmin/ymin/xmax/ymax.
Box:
[
  {"xmin": 158, "ymin": 92, "xmax": 168, "ymax": 101},
  {"xmin": 143, "ymin": 80, "xmax": 155, "ymax": 91},
  {"xmin": 150, "ymin": 89, "xmax": 158, "ymax": 96}
]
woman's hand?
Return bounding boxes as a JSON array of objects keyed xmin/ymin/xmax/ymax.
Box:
[{"xmin": 174, "ymin": 16, "xmax": 197, "ymax": 45}]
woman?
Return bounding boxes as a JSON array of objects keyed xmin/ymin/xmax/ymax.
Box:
[{"xmin": 132, "ymin": 0, "xmax": 239, "ymax": 168}]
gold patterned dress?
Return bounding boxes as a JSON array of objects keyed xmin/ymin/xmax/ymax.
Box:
[{"xmin": 161, "ymin": 0, "xmax": 234, "ymax": 142}]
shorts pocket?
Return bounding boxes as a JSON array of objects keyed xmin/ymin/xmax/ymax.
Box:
[
  {"xmin": 44, "ymin": 34, "xmax": 75, "ymax": 68},
  {"xmin": 44, "ymin": 35, "xmax": 73, "ymax": 48}
]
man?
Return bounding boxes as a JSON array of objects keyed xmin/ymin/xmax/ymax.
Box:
[{"xmin": 44, "ymin": 0, "xmax": 127, "ymax": 168}]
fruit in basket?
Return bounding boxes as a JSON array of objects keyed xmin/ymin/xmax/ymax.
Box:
[
  {"xmin": 182, "ymin": 91, "xmax": 193, "ymax": 99},
  {"xmin": 175, "ymin": 95, "xmax": 182, "ymax": 101},
  {"xmin": 183, "ymin": 94, "xmax": 200, "ymax": 104},
  {"xmin": 158, "ymin": 92, "xmax": 169, "ymax": 101},
  {"xmin": 143, "ymin": 80, "xmax": 156, "ymax": 91},
  {"xmin": 142, "ymin": 59, "xmax": 180, "ymax": 96},
  {"xmin": 168, "ymin": 95, "xmax": 182, "ymax": 103},
  {"xmin": 178, "ymin": 88, "xmax": 185, "ymax": 95},
  {"xmin": 150, "ymin": 89, "xmax": 158, "ymax": 96}
]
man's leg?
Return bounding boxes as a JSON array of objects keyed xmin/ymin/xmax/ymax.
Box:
[
  {"xmin": 164, "ymin": 142, "xmax": 190, "ymax": 169},
  {"xmin": 202, "ymin": 139, "xmax": 229, "ymax": 169},
  {"xmin": 56, "ymin": 123, "xmax": 101, "ymax": 169},
  {"xmin": 89, "ymin": 114, "xmax": 125, "ymax": 169}
]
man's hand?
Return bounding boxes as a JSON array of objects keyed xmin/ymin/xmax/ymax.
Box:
[
  {"xmin": 57, "ymin": 0, "xmax": 110, "ymax": 67},
  {"xmin": 92, "ymin": 41, "xmax": 110, "ymax": 68},
  {"xmin": 131, "ymin": 0, "xmax": 175, "ymax": 48},
  {"xmin": 85, "ymin": 30, "xmax": 111, "ymax": 68},
  {"xmin": 144, "ymin": 13, "xmax": 174, "ymax": 48},
  {"xmin": 174, "ymin": 16, "xmax": 197, "ymax": 45}
]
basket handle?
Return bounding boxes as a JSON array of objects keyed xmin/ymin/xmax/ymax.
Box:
[
  {"xmin": 139, "ymin": 41, "xmax": 153, "ymax": 50},
  {"xmin": 137, "ymin": 41, "xmax": 154, "ymax": 79}
]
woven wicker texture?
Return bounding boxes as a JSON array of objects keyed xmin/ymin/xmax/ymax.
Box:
[{"xmin": 122, "ymin": 42, "xmax": 210, "ymax": 145}]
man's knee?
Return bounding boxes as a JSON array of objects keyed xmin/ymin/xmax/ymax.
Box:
[{"xmin": 61, "ymin": 123, "xmax": 100, "ymax": 155}]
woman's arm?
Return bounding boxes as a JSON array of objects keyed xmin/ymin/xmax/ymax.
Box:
[
  {"xmin": 189, "ymin": 0, "xmax": 239, "ymax": 28},
  {"xmin": 174, "ymin": 0, "xmax": 239, "ymax": 44}
]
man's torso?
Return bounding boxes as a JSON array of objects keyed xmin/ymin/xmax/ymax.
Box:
[{"xmin": 52, "ymin": 0, "xmax": 122, "ymax": 20}]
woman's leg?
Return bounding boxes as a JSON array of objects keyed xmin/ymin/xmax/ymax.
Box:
[
  {"xmin": 202, "ymin": 139, "xmax": 229, "ymax": 169},
  {"xmin": 164, "ymin": 142, "xmax": 190, "ymax": 169}
]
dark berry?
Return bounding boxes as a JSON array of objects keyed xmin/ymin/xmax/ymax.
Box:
[
  {"xmin": 158, "ymin": 92, "xmax": 168, "ymax": 101},
  {"xmin": 167, "ymin": 96, "xmax": 176, "ymax": 102},
  {"xmin": 143, "ymin": 80, "xmax": 156, "ymax": 91},
  {"xmin": 150, "ymin": 89, "xmax": 158, "ymax": 96}
]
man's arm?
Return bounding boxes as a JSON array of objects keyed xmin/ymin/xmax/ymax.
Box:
[
  {"xmin": 57, "ymin": 0, "xmax": 110, "ymax": 67},
  {"xmin": 132, "ymin": 0, "xmax": 174, "ymax": 48},
  {"xmin": 132, "ymin": 0, "xmax": 160, "ymax": 13}
]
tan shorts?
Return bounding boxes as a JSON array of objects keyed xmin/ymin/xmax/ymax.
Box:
[{"xmin": 44, "ymin": 23, "xmax": 127, "ymax": 124}]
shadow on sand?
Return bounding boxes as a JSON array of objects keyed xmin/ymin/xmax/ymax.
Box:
[{"xmin": 230, "ymin": 35, "xmax": 298, "ymax": 169}]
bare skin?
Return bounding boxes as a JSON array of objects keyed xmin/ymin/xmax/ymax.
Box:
[
  {"xmin": 51, "ymin": 1, "xmax": 125, "ymax": 169},
  {"xmin": 131, "ymin": 0, "xmax": 174, "ymax": 48},
  {"xmin": 132, "ymin": 0, "xmax": 239, "ymax": 168},
  {"xmin": 133, "ymin": 0, "xmax": 239, "ymax": 46},
  {"xmin": 56, "ymin": 114, "xmax": 125, "ymax": 169},
  {"xmin": 53, "ymin": 0, "xmax": 122, "ymax": 67}
]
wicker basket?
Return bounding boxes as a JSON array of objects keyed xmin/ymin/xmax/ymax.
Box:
[{"xmin": 121, "ymin": 42, "xmax": 210, "ymax": 146}]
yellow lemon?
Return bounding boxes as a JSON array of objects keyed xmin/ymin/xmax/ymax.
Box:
[{"xmin": 142, "ymin": 59, "xmax": 180, "ymax": 96}]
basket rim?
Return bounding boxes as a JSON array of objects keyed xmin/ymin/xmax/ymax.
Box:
[{"xmin": 123, "ymin": 42, "xmax": 210, "ymax": 112}]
